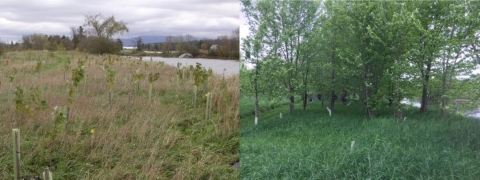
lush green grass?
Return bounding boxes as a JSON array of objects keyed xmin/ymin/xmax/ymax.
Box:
[
  {"xmin": 239, "ymin": 94, "xmax": 292, "ymax": 118},
  {"xmin": 241, "ymin": 100, "xmax": 480, "ymax": 179}
]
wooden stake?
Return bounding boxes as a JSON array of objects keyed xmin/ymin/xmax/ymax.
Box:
[
  {"xmin": 350, "ymin": 141, "xmax": 355, "ymax": 153},
  {"xmin": 12, "ymin": 129, "xmax": 21, "ymax": 180},
  {"xmin": 43, "ymin": 167, "xmax": 52, "ymax": 180}
]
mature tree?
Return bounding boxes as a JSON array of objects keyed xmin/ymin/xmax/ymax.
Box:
[
  {"xmin": 242, "ymin": 0, "xmax": 321, "ymax": 113},
  {"xmin": 435, "ymin": 1, "xmax": 480, "ymax": 117},
  {"xmin": 162, "ymin": 36, "xmax": 174, "ymax": 54},
  {"xmin": 115, "ymin": 38, "xmax": 123, "ymax": 52},
  {"xmin": 184, "ymin": 34, "xmax": 199, "ymax": 56},
  {"xmin": 80, "ymin": 14, "xmax": 129, "ymax": 54},
  {"xmin": 242, "ymin": 0, "xmax": 480, "ymax": 119},
  {"xmin": 229, "ymin": 28, "xmax": 240, "ymax": 59},
  {"xmin": 84, "ymin": 13, "xmax": 129, "ymax": 39},
  {"xmin": 22, "ymin": 35, "xmax": 32, "ymax": 49},
  {"xmin": 22, "ymin": 33, "xmax": 50, "ymax": 50},
  {"xmin": 136, "ymin": 36, "xmax": 144, "ymax": 51},
  {"xmin": 174, "ymin": 35, "xmax": 185, "ymax": 54},
  {"xmin": 71, "ymin": 26, "xmax": 86, "ymax": 50}
]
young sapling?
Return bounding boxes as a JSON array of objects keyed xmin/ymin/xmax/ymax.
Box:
[{"xmin": 147, "ymin": 72, "xmax": 160, "ymax": 102}]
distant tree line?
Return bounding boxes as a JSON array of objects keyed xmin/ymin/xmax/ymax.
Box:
[
  {"xmin": 0, "ymin": 13, "xmax": 127, "ymax": 55},
  {"xmin": 0, "ymin": 13, "xmax": 238, "ymax": 59},
  {"xmin": 137, "ymin": 28, "xmax": 239, "ymax": 59}
]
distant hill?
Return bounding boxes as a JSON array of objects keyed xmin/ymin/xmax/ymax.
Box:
[{"xmin": 120, "ymin": 36, "xmax": 168, "ymax": 46}]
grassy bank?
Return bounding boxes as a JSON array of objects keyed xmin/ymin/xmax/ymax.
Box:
[
  {"xmin": 0, "ymin": 51, "xmax": 239, "ymax": 179},
  {"xmin": 240, "ymin": 99, "xmax": 480, "ymax": 179}
]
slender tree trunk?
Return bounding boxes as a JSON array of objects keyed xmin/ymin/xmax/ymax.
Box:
[
  {"xmin": 471, "ymin": 42, "xmax": 480, "ymax": 65},
  {"xmin": 420, "ymin": 84, "xmax": 429, "ymax": 113},
  {"xmin": 395, "ymin": 81, "xmax": 402, "ymax": 120},
  {"xmin": 342, "ymin": 90, "xmax": 347, "ymax": 105},
  {"xmin": 365, "ymin": 84, "xmax": 375, "ymax": 118},
  {"xmin": 420, "ymin": 61, "xmax": 431, "ymax": 113},
  {"xmin": 329, "ymin": 48, "xmax": 336, "ymax": 111},
  {"xmin": 440, "ymin": 57, "xmax": 447, "ymax": 117},
  {"xmin": 303, "ymin": 92, "xmax": 308, "ymax": 111},
  {"xmin": 395, "ymin": 41, "xmax": 403, "ymax": 119},
  {"xmin": 254, "ymin": 64, "xmax": 259, "ymax": 125},
  {"xmin": 302, "ymin": 67, "xmax": 309, "ymax": 111},
  {"xmin": 254, "ymin": 90, "xmax": 259, "ymax": 125},
  {"xmin": 330, "ymin": 91, "xmax": 335, "ymax": 111},
  {"xmin": 364, "ymin": 63, "xmax": 374, "ymax": 118},
  {"xmin": 289, "ymin": 95, "xmax": 295, "ymax": 113}
]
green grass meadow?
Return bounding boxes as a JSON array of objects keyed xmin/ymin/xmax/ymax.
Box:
[{"xmin": 240, "ymin": 99, "xmax": 480, "ymax": 179}]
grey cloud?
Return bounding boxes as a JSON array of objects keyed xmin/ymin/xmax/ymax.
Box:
[{"xmin": 0, "ymin": 0, "xmax": 239, "ymax": 43}]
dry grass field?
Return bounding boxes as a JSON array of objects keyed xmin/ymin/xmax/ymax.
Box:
[{"xmin": 0, "ymin": 51, "xmax": 239, "ymax": 179}]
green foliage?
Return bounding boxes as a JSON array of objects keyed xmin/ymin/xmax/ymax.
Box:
[
  {"xmin": 68, "ymin": 59, "xmax": 85, "ymax": 104},
  {"xmin": 147, "ymin": 72, "xmax": 160, "ymax": 83},
  {"xmin": 29, "ymin": 87, "xmax": 48, "ymax": 111},
  {"xmin": 9, "ymin": 75, "xmax": 14, "ymax": 83},
  {"xmin": 156, "ymin": 61, "xmax": 165, "ymax": 71},
  {"xmin": 193, "ymin": 63, "xmax": 212, "ymax": 86},
  {"xmin": 83, "ymin": 36, "xmax": 123, "ymax": 54},
  {"xmin": 242, "ymin": 0, "xmax": 480, "ymax": 116},
  {"xmin": 35, "ymin": 61, "xmax": 43, "ymax": 73},
  {"xmin": 176, "ymin": 62, "xmax": 183, "ymax": 78},
  {"xmin": 14, "ymin": 86, "xmax": 32, "ymax": 116},
  {"xmin": 133, "ymin": 71, "xmax": 145, "ymax": 94},
  {"xmin": 133, "ymin": 72, "xmax": 145, "ymax": 82},
  {"xmin": 50, "ymin": 106, "xmax": 67, "ymax": 140},
  {"xmin": 64, "ymin": 57, "xmax": 71, "ymax": 79},
  {"xmin": 13, "ymin": 86, "xmax": 48, "ymax": 116},
  {"xmin": 105, "ymin": 65, "xmax": 116, "ymax": 92},
  {"xmin": 107, "ymin": 54, "xmax": 114, "ymax": 65}
]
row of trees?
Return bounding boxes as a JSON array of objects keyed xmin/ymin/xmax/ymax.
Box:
[
  {"xmin": 136, "ymin": 28, "xmax": 239, "ymax": 59},
  {"xmin": 241, "ymin": 0, "xmax": 480, "ymax": 120}
]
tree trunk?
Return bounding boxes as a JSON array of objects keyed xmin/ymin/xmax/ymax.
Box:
[
  {"xmin": 440, "ymin": 59, "xmax": 447, "ymax": 117},
  {"xmin": 254, "ymin": 63, "xmax": 259, "ymax": 125},
  {"xmin": 329, "ymin": 91, "xmax": 335, "ymax": 111},
  {"xmin": 289, "ymin": 95, "xmax": 295, "ymax": 113},
  {"xmin": 365, "ymin": 84, "xmax": 375, "ymax": 118},
  {"xmin": 420, "ymin": 61, "xmax": 431, "ymax": 113},
  {"xmin": 329, "ymin": 34, "xmax": 336, "ymax": 111},
  {"xmin": 254, "ymin": 90, "xmax": 259, "ymax": 125},
  {"xmin": 303, "ymin": 92, "xmax": 307, "ymax": 111},
  {"xmin": 420, "ymin": 84, "xmax": 428, "ymax": 113},
  {"xmin": 363, "ymin": 62, "xmax": 374, "ymax": 118}
]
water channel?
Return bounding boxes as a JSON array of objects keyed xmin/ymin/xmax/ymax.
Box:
[{"xmin": 136, "ymin": 56, "xmax": 239, "ymax": 76}]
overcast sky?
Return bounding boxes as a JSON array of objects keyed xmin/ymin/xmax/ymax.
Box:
[
  {"xmin": 0, "ymin": 0, "xmax": 239, "ymax": 43},
  {"xmin": 239, "ymin": 10, "xmax": 249, "ymax": 42}
]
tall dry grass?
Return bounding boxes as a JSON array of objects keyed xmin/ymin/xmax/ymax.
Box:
[{"xmin": 0, "ymin": 51, "xmax": 239, "ymax": 179}]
